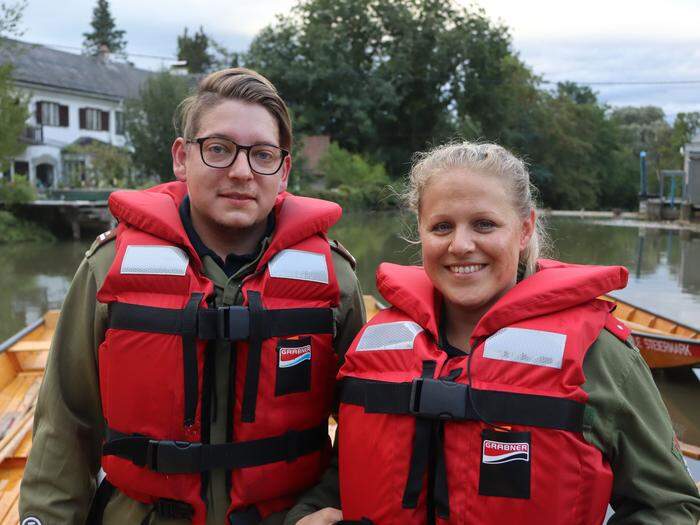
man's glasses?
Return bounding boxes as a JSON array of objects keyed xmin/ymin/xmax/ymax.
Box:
[{"xmin": 187, "ymin": 136, "xmax": 289, "ymax": 175}]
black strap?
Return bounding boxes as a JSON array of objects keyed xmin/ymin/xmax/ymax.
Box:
[
  {"xmin": 103, "ymin": 422, "xmax": 328, "ymax": 474},
  {"xmin": 182, "ymin": 293, "xmax": 202, "ymax": 426},
  {"xmin": 402, "ymin": 362, "xmax": 437, "ymax": 514},
  {"xmin": 85, "ymin": 478, "xmax": 115, "ymax": 524},
  {"xmin": 109, "ymin": 302, "xmax": 334, "ymax": 342},
  {"xmin": 241, "ymin": 291, "xmax": 264, "ymax": 423},
  {"xmin": 138, "ymin": 499, "xmax": 193, "ymax": 525},
  {"xmin": 339, "ymin": 377, "xmax": 585, "ymax": 432},
  {"xmin": 229, "ymin": 506, "xmax": 262, "ymax": 525}
]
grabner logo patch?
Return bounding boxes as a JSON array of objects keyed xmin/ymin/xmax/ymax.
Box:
[
  {"xmin": 21, "ymin": 517, "xmax": 43, "ymax": 525},
  {"xmin": 279, "ymin": 345, "xmax": 311, "ymax": 368},
  {"xmin": 482, "ymin": 439, "xmax": 530, "ymax": 464}
]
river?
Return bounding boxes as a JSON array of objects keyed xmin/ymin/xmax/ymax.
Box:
[{"xmin": 1, "ymin": 214, "xmax": 699, "ymax": 461}]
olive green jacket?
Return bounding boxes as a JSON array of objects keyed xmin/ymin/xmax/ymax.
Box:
[
  {"xmin": 285, "ymin": 330, "xmax": 700, "ymax": 525},
  {"xmin": 19, "ymin": 230, "xmax": 365, "ymax": 525}
]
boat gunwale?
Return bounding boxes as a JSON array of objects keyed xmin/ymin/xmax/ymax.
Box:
[
  {"xmin": 606, "ymin": 291, "xmax": 700, "ymax": 334},
  {"xmin": 630, "ymin": 331, "xmax": 700, "ymax": 346},
  {"xmin": 0, "ymin": 318, "xmax": 45, "ymax": 354}
]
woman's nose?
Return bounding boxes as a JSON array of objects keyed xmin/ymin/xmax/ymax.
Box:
[{"xmin": 448, "ymin": 228, "xmax": 475, "ymax": 255}]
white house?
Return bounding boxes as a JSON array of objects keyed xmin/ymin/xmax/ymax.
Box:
[{"xmin": 1, "ymin": 39, "xmax": 154, "ymax": 188}]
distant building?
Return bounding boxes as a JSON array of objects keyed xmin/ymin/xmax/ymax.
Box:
[
  {"xmin": 685, "ymin": 132, "xmax": 700, "ymax": 209},
  {"xmin": 0, "ymin": 39, "xmax": 154, "ymax": 188}
]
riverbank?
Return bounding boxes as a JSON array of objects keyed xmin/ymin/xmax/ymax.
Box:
[{"xmin": 0, "ymin": 211, "xmax": 54, "ymax": 243}]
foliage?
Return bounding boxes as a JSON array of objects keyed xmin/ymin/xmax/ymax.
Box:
[
  {"xmin": 0, "ymin": 174, "xmax": 35, "ymax": 206},
  {"xmin": 245, "ymin": 0, "xmax": 534, "ymax": 177},
  {"xmin": 177, "ymin": 26, "xmax": 213, "ymax": 74},
  {"xmin": 62, "ymin": 142, "xmax": 132, "ymax": 188},
  {"xmin": 0, "ymin": 210, "xmax": 53, "ymax": 243},
  {"xmin": 82, "ymin": 0, "xmax": 127, "ymax": 58},
  {"xmin": 0, "ymin": 63, "xmax": 28, "ymax": 172},
  {"xmin": 124, "ymin": 71, "xmax": 192, "ymax": 183},
  {"xmin": 0, "ymin": 1, "xmax": 29, "ymax": 171},
  {"xmin": 307, "ymin": 143, "xmax": 394, "ymax": 209},
  {"xmin": 520, "ymin": 83, "xmax": 638, "ymax": 210},
  {"xmin": 0, "ymin": 0, "xmax": 26, "ymax": 36}
]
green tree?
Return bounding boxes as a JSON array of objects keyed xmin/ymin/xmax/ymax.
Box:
[
  {"xmin": 660, "ymin": 112, "xmax": 700, "ymax": 170},
  {"xmin": 124, "ymin": 71, "xmax": 191, "ymax": 182},
  {"xmin": 177, "ymin": 26, "xmax": 213, "ymax": 74},
  {"xmin": 525, "ymin": 83, "xmax": 636, "ymax": 210},
  {"xmin": 0, "ymin": 1, "xmax": 29, "ymax": 173},
  {"xmin": 82, "ymin": 0, "xmax": 127, "ymax": 58},
  {"xmin": 245, "ymin": 0, "xmax": 534, "ymax": 177}
]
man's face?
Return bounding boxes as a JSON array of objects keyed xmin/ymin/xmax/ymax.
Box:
[{"xmin": 172, "ymin": 99, "xmax": 290, "ymax": 241}]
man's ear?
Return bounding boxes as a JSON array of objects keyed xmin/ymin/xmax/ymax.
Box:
[
  {"xmin": 278, "ymin": 154, "xmax": 291, "ymax": 193},
  {"xmin": 172, "ymin": 138, "xmax": 187, "ymax": 181}
]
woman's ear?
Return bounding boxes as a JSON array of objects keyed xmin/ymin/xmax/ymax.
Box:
[{"xmin": 520, "ymin": 208, "xmax": 536, "ymax": 251}]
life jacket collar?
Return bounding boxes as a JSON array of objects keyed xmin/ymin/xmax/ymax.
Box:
[{"xmin": 376, "ymin": 259, "xmax": 629, "ymax": 344}]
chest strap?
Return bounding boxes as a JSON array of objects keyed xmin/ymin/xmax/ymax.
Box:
[
  {"xmin": 108, "ymin": 297, "xmax": 334, "ymax": 426},
  {"xmin": 341, "ymin": 375, "xmax": 585, "ymax": 524},
  {"xmin": 103, "ymin": 422, "xmax": 328, "ymax": 474},
  {"xmin": 339, "ymin": 376, "xmax": 585, "ymax": 431},
  {"xmin": 108, "ymin": 300, "xmax": 333, "ymax": 341}
]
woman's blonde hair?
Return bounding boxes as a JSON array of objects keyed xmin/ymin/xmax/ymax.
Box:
[
  {"xmin": 404, "ymin": 141, "xmax": 549, "ymax": 279},
  {"xmin": 174, "ymin": 67, "xmax": 292, "ymax": 151}
]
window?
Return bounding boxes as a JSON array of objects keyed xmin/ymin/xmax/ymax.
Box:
[
  {"xmin": 36, "ymin": 101, "xmax": 68, "ymax": 127},
  {"xmin": 13, "ymin": 161, "xmax": 29, "ymax": 176},
  {"xmin": 115, "ymin": 111, "xmax": 124, "ymax": 135},
  {"xmin": 80, "ymin": 107, "xmax": 109, "ymax": 131}
]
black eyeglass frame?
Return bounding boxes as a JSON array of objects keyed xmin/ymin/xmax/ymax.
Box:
[{"xmin": 186, "ymin": 136, "xmax": 290, "ymax": 175}]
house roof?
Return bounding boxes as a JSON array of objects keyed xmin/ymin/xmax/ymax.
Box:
[{"xmin": 1, "ymin": 38, "xmax": 155, "ymax": 100}]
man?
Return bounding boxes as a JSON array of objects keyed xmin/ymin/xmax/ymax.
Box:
[{"xmin": 19, "ymin": 68, "xmax": 364, "ymax": 525}]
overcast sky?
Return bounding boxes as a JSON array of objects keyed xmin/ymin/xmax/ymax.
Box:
[{"xmin": 17, "ymin": 0, "xmax": 700, "ymax": 119}]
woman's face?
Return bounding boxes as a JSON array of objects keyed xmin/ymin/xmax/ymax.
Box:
[{"xmin": 419, "ymin": 168, "xmax": 534, "ymax": 322}]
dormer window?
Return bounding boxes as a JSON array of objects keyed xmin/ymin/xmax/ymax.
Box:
[{"xmin": 79, "ymin": 107, "xmax": 109, "ymax": 131}]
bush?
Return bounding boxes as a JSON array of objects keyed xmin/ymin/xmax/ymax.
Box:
[
  {"xmin": 0, "ymin": 175, "xmax": 36, "ymax": 207},
  {"xmin": 63, "ymin": 142, "xmax": 133, "ymax": 188},
  {"xmin": 0, "ymin": 210, "xmax": 53, "ymax": 243},
  {"xmin": 305, "ymin": 143, "xmax": 395, "ymax": 210}
]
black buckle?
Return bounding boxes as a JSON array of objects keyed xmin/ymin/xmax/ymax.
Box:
[
  {"xmin": 146, "ymin": 440, "xmax": 202, "ymax": 473},
  {"xmin": 409, "ymin": 378, "xmax": 468, "ymax": 420},
  {"xmin": 216, "ymin": 306, "xmax": 250, "ymax": 341}
]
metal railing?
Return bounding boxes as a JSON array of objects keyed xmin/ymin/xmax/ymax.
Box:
[{"xmin": 20, "ymin": 125, "xmax": 43, "ymax": 145}]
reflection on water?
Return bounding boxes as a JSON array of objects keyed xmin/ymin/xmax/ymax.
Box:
[
  {"xmin": 0, "ymin": 241, "xmax": 90, "ymax": 341},
  {"xmin": 1, "ymin": 215, "xmax": 699, "ymax": 447}
]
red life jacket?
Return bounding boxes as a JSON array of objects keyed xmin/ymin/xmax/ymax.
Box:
[
  {"xmin": 338, "ymin": 260, "xmax": 630, "ymax": 525},
  {"xmin": 97, "ymin": 181, "xmax": 342, "ymax": 525}
]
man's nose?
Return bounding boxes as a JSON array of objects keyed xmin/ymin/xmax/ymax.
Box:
[{"xmin": 227, "ymin": 150, "xmax": 254, "ymax": 180}]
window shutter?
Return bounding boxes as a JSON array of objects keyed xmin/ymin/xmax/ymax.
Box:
[
  {"xmin": 101, "ymin": 111, "xmax": 109, "ymax": 131},
  {"xmin": 79, "ymin": 108, "xmax": 86, "ymax": 129},
  {"xmin": 59, "ymin": 105, "xmax": 69, "ymax": 127},
  {"xmin": 36, "ymin": 102, "xmax": 42, "ymax": 124}
]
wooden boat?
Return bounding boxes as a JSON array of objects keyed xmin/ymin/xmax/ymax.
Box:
[
  {"xmin": 0, "ymin": 302, "xmax": 697, "ymax": 525},
  {"xmin": 603, "ymin": 294, "xmax": 700, "ymax": 369},
  {"xmin": 0, "ymin": 311, "xmax": 56, "ymax": 524}
]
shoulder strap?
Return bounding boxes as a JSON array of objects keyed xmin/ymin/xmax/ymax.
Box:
[
  {"xmin": 330, "ymin": 239, "xmax": 356, "ymax": 270},
  {"xmin": 85, "ymin": 228, "xmax": 116, "ymax": 258}
]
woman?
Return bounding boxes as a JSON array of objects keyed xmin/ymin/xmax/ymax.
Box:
[{"xmin": 291, "ymin": 142, "xmax": 700, "ymax": 524}]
